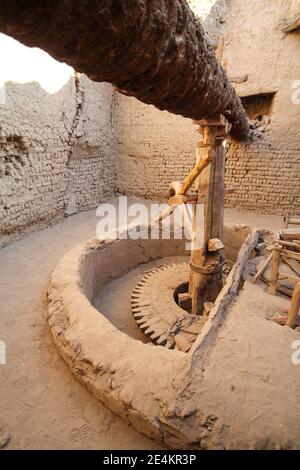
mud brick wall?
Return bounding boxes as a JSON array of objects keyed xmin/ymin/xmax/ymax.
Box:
[
  {"xmin": 225, "ymin": 142, "xmax": 300, "ymax": 215},
  {"xmin": 115, "ymin": 95, "xmax": 198, "ymax": 199},
  {"xmin": 0, "ymin": 76, "xmax": 116, "ymax": 247}
]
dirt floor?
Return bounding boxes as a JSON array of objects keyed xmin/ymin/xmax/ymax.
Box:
[{"xmin": 0, "ymin": 198, "xmax": 284, "ymax": 449}]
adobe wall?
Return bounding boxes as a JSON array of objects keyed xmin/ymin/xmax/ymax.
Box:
[
  {"xmin": 224, "ymin": 0, "xmax": 300, "ymax": 214},
  {"xmin": 0, "ymin": 75, "xmax": 116, "ymax": 247}
]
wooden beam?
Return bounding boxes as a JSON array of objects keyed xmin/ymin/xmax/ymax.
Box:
[
  {"xmin": 288, "ymin": 218, "xmax": 300, "ymax": 225},
  {"xmin": 252, "ymin": 253, "xmax": 272, "ymax": 283},
  {"xmin": 194, "ymin": 114, "xmax": 228, "ymax": 127},
  {"xmin": 282, "ymin": 249, "xmax": 300, "ymax": 262},
  {"xmin": 286, "ymin": 282, "xmax": 300, "ymax": 329},
  {"xmin": 281, "ymin": 257, "xmax": 300, "ymax": 277},
  {"xmin": 215, "ymin": 35, "xmax": 225, "ymax": 62},
  {"xmin": 277, "ymin": 239, "xmax": 300, "ymax": 251},
  {"xmin": 278, "ymin": 273, "xmax": 300, "ymax": 284},
  {"xmin": 229, "ymin": 75, "xmax": 248, "ymax": 84},
  {"xmin": 268, "ymin": 245, "xmax": 282, "ymax": 295},
  {"xmin": 280, "ymin": 228, "xmax": 300, "ymax": 241},
  {"xmin": 179, "ymin": 153, "xmax": 215, "ymax": 195},
  {"xmin": 281, "ymin": 16, "xmax": 300, "ymax": 33}
]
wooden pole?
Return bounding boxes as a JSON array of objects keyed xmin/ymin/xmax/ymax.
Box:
[
  {"xmin": 286, "ymin": 282, "xmax": 300, "ymax": 328},
  {"xmin": 189, "ymin": 117, "xmax": 230, "ymax": 315}
]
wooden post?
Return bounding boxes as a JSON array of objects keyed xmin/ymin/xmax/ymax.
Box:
[
  {"xmin": 268, "ymin": 245, "xmax": 282, "ymax": 295},
  {"xmin": 189, "ymin": 116, "xmax": 230, "ymax": 315},
  {"xmin": 286, "ymin": 282, "xmax": 300, "ymax": 328}
]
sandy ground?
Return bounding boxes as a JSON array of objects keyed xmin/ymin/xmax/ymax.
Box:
[
  {"xmin": 196, "ymin": 278, "xmax": 300, "ymax": 449},
  {"xmin": 0, "ymin": 198, "xmax": 284, "ymax": 449}
]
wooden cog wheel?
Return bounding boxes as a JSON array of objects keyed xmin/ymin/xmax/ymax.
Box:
[{"xmin": 131, "ymin": 262, "xmax": 207, "ymax": 353}]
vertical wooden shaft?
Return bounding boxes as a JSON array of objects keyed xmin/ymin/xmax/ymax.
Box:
[
  {"xmin": 189, "ymin": 124, "xmax": 226, "ymax": 315},
  {"xmin": 268, "ymin": 245, "xmax": 281, "ymax": 295},
  {"xmin": 286, "ymin": 282, "xmax": 300, "ymax": 328}
]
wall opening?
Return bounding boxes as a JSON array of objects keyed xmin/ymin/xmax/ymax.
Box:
[
  {"xmin": 240, "ymin": 92, "xmax": 276, "ymax": 138},
  {"xmin": 241, "ymin": 93, "xmax": 275, "ymax": 121}
]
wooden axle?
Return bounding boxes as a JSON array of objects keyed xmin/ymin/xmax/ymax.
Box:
[{"xmin": 189, "ymin": 116, "xmax": 230, "ymax": 315}]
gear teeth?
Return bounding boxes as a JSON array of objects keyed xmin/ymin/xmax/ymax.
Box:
[
  {"xmin": 133, "ymin": 313, "xmax": 143, "ymax": 320},
  {"xmin": 139, "ymin": 323, "xmax": 151, "ymax": 332},
  {"xmin": 144, "ymin": 326, "xmax": 155, "ymax": 336},
  {"xmin": 131, "ymin": 302, "xmax": 150, "ymax": 308},
  {"xmin": 136, "ymin": 316, "xmax": 151, "ymax": 325},
  {"xmin": 134, "ymin": 311, "xmax": 152, "ymax": 319},
  {"xmin": 156, "ymin": 335, "xmax": 168, "ymax": 346},
  {"xmin": 150, "ymin": 332, "xmax": 160, "ymax": 341},
  {"xmin": 131, "ymin": 261, "xmax": 201, "ymax": 351}
]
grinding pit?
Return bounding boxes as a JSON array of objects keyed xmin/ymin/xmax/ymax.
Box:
[{"xmin": 92, "ymin": 225, "xmax": 251, "ymax": 353}]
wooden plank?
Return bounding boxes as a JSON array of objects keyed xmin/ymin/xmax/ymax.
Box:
[
  {"xmin": 278, "ymin": 273, "xmax": 300, "ymax": 284},
  {"xmin": 252, "ymin": 253, "xmax": 272, "ymax": 283},
  {"xmin": 229, "ymin": 75, "xmax": 248, "ymax": 84},
  {"xmin": 281, "ymin": 16, "xmax": 300, "ymax": 33},
  {"xmin": 271, "ymin": 316, "xmax": 287, "ymax": 326},
  {"xmin": 288, "ymin": 218, "xmax": 300, "ymax": 225},
  {"xmin": 277, "ymin": 239, "xmax": 300, "ymax": 251},
  {"xmin": 215, "ymin": 35, "xmax": 225, "ymax": 62},
  {"xmin": 194, "ymin": 114, "xmax": 227, "ymax": 127},
  {"xmin": 286, "ymin": 282, "xmax": 300, "ymax": 328},
  {"xmin": 282, "ymin": 257, "xmax": 300, "ymax": 277},
  {"xmin": 225, "ymin": 187, "xmax": 235, "ymax": 195},
  {"xmin": 268, "ymin": 246, "xmax": 281, "ymax": 295},
  {"xmin": 282, "ymin": 249, "xmax": 300, "ymax": 261},
  {"xmin": 281, "ymin": 228, "xmax": 300, "ymax": 241}
]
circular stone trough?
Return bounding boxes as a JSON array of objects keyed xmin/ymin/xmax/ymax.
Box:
[{"xmin": 47, "ymin": 224, "xmax": 258, "ymax": 448}]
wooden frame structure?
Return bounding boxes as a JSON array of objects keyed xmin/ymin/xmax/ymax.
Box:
[{"xmin": 253, "ymin": 228, "xmax": 300, "ymax": 329}]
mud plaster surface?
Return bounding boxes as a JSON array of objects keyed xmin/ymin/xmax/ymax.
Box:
[
  {"xmin": 196, "ymin": 279, "xmax": 300, "ymax": 449},
  {"xmin": 0, "ymin": 198, "xmax": 287, "ymax": 449}
]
